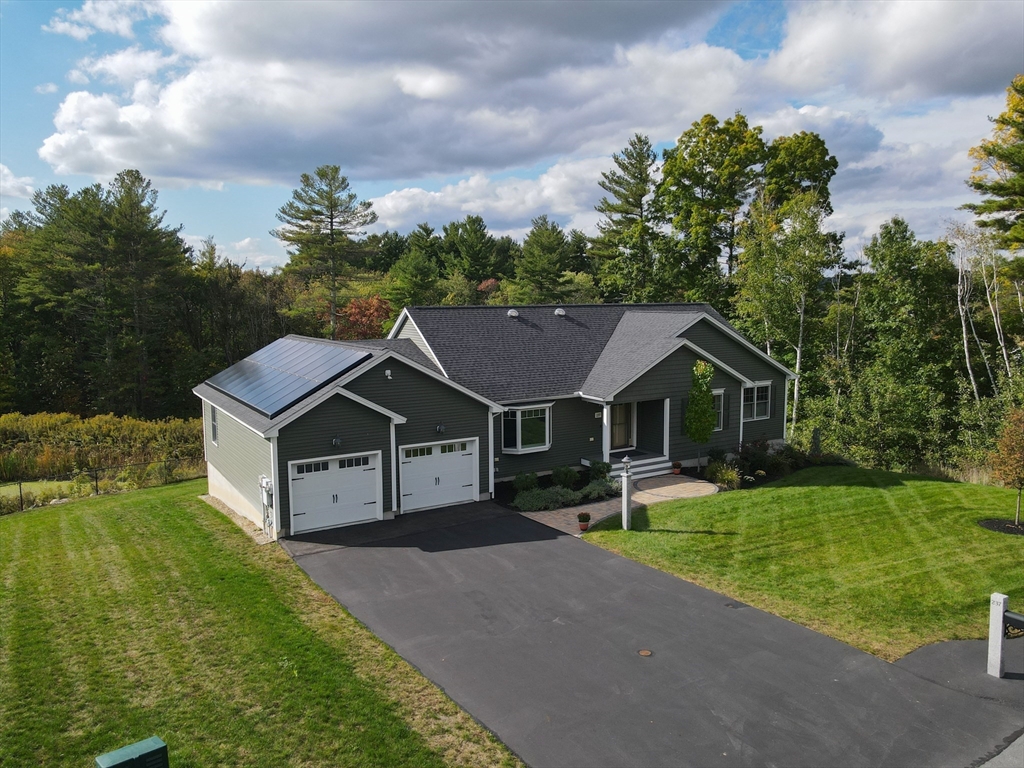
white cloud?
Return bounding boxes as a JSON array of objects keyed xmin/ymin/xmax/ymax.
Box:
[
  {"xmin": 34, "ymin": 83, "xmax": 59, "ymax": 95},
  {"xmin": 30, "ymin": 0, "xmax": 1024, "ymax": 254},
  {"xmin": 0, "ymin": 165, "xmax": 35, "ymax": 199},
  {"xmin": 43, "ymin": 0, "xmax": 151, "ymax": 41},
  {"xmin": 77, "ymin": 46, "xmax": 179, "ymax": 85},
  {"xmin": 766, "ymin": 0, "xmax": 1023, "ymax": 100}
]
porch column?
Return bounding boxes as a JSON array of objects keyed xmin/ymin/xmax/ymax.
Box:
[
  {"xmin": 663, "ymin": 398, "xmax": 670, "ymax": 458},
  {"xmin": 602, "ymin": 404, "xmax": 611, "ymax": 464}
]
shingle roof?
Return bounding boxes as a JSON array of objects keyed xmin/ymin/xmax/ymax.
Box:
[{"xmin": 404, "ymin": 304, "xmax": 731, "ymax": 403}]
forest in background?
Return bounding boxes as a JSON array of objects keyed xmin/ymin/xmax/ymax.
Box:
[{"xmin": 1, "ymin": 76, "xmax": 1021, "ymax": 478}]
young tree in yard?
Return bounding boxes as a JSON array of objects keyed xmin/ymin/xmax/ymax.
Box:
[
  {"xmin": 991, "ymin": 408, "xmax": 1024, "ymax": 526},
  {"xmin": 272, "ymin": 166, "xmax": 377, "ymax": 338},
  {"xmin": 685, "ymin": 360, "xmax": 717, "ymax": 467}
]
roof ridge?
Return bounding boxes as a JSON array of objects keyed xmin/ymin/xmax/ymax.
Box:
[{"xmin": 408, "ymin": 302, "xmax": 712, "ymax": 310}]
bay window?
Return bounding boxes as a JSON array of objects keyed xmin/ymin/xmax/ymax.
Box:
[{"xmin": 502, "ymin": 403, "xmax": 552, "ymax": 453}]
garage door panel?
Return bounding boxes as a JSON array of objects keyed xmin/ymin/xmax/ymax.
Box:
[
  {"xmin": 290, "ymin": 453, "xmax": 380, "ymax": 533},
  {"xmin": 400, "ymin": 439, "xmax": 477, "ymax": 513}
]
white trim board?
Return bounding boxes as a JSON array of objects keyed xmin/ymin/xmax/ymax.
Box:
[{"xmin": 387, "ymin": 308, "xmax": 450, "ymax": 378}]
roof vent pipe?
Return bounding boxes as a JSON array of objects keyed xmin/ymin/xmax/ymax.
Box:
[
  {"xmin": 554, "ymin": 307, "xmax": 566, "ymax": 316},
  {"xmin": 507, "ymin": 309, "xmax": 519, "ymax": 318}
]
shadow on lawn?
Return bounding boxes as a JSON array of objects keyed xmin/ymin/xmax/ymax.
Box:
[{"xmin": 645, "ymin": 528, "xmax": 739, "ymax": 536}]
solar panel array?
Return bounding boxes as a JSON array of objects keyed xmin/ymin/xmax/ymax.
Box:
[{"xmin": 207, "ymin": 337, "xmax": 370, "ymax": 418}]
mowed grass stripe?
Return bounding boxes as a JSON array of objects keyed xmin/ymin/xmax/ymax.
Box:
[
  {"xmin": 0, "ymin": 481, "xmax": 520, "ymax": 768},
  {"xmin": 585, "ymin": 466, "xmax": 1024, "ymax": 660}
]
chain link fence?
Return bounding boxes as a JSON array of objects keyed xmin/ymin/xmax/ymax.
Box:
[{"xmin": 0, "ymin": 459, "xmax": 206, "ymax": 515}]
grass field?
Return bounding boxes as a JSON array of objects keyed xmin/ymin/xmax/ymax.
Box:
[
  {"xmin": 585, "ymin": 466, "xmax": 1024, "ymax": 660},
  {"xmin": 0, "ymin": 480, "xmax": 519, "ymax": 767},
  {"xmin": 0, "ymin": 479, "xmax": 72, "ymax": 499}
]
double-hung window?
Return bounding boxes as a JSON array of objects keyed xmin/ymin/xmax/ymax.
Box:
[
  {"xmin": 742, "ymin": 383, "xmax": 771, "ymax": 421},
  {"xmin": 502, "ymin": 403, "xmax": 552, "ymax": 454},
  {"xmin": 712, "ymin": 389, "xmax": 724, "ymax": 431}
]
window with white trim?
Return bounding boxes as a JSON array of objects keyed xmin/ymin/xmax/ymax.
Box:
[
  {"xmin": 743, "ymin": 383, "xmax": 771, "ymax": 421},
  {"xmin": 502, "ymin": 404, "xmax": 552, "ymax": 454},
  {"xmin": 211, "ymin": 406, "xmax": 219, "ymax": 445},
  {"xmin": 712, "ymin": 390, "xmax": 724, "ymax": 431}
]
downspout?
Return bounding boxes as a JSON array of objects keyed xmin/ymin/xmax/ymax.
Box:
[{"xmin": 602, "ymin": 404, "xmax": 611, "ymax": 464}]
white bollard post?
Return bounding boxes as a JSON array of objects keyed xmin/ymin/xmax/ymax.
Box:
[
  {"xmin": 621, "ymin": 456, "xmax": 632, "ymax": 531},
  {"xmin": 988, "ymin": 592, "xmax": 1008, "ymax": 678}
]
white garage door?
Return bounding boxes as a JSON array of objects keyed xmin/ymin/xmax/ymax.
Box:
[
  {"xmin": 289, "ymin": 453, "xmax": 380, "ymax": 533},
  {"xmin": 399, "ymin": 439, "xmax": 477, "ymax": 512}
]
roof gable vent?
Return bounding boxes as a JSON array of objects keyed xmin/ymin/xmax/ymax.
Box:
[
  {"xmin": 507, "ymin": 309, "xmax": 519, "ymax": 318},
  {"xmin": 554, "ymin": 307, "xmax": 566, "ymax": 316}
]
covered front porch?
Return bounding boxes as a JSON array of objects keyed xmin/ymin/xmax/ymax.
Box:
[{"xmin": 582, "ymin": 398, "xmax": 673, "ymax": 478}]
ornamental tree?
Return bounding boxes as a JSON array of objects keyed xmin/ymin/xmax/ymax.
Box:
[
  {"xmin": 992, "ymin": 408, "xmax": 1024, "ymax": 526},
  {"xmin": 685, "ymin": 359, "xmax": 717, "ymax": 467}
]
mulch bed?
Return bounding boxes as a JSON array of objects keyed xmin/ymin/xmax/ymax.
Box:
[{"xmin": 978, "ymin": 518, "xmax": 1024, "ymax": 536}]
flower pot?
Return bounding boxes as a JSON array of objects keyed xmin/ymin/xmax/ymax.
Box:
[
  {"xmin": 578, "ymin": 522, "xmax": 589, "ymax": 531},
  {"xmin": 672, "ymin": 468, "xmax": 681, "ymax": 474}
]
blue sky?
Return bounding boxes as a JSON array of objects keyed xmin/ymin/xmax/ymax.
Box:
[{"xmin": 1, "ymin": 0, "xmax": 1021, "ymax": 268}]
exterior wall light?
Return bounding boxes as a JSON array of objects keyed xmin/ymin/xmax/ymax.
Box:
[
  {"xmin": 436, "ymin": 423, "xmax": 445, "ymax": 434},
  {"xmin": 332, "ymin": 436, "xmax": 343, "ymax": 448}
]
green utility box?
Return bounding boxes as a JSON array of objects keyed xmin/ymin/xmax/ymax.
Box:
[{"xmin": 95, "ymin": 736, "xmax": 168, "ymax": 768}]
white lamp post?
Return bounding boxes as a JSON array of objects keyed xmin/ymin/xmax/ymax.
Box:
[{"xmin": 621, "ymin": 455, "xmax": 632, "ymax": 530}]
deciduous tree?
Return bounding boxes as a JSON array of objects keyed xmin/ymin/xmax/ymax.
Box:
[{"xmin": 991, "ymin": 408, "xmax": 1024, "ymax": 526}]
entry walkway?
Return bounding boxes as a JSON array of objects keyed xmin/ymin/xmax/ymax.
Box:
[{"xmin": 520, "ymin": 473, "xmax": 717, "ymax": 536}]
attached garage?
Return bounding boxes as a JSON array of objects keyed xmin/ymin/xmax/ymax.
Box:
[
  {"xmin": 399, "ymin": 439, "xmax": 478, "ymax": 512},
  {"xmin": 289, "ymin": 451, "xmax": 382, "ymax": 533}
]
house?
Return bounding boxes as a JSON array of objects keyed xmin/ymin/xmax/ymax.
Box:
[{"xmin": 193, "ymin": 303, "xmax": 794, "ymax": 539}]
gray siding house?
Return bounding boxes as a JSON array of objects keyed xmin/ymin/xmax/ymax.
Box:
[{"xmin": 195, "ymin": 303, "xmax": 793, "ymax": 538}]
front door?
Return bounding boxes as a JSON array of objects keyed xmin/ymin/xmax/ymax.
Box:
[{"xmin": 611, "ymin": 403, "xmax": 632, "ymax": 449}]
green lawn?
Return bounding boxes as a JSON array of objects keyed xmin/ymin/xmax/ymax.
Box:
[
  {"xmin": 585, "ymin": 466, "xmax": 1024, "ymax": 660},
  {"xmin": 0, "ymin": 480, "xmax": 519, "ymax": 768}
]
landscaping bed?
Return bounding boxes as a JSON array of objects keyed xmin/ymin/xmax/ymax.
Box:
[{"xmin": 493, "ymin": 463, "xmax": 620, "ymax": 512}]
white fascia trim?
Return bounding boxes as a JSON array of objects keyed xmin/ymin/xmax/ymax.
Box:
[
  {"xmin": 335, "ymin": 388, "xmax": 408, "ymax": 424},
  {"xmin": 348, "ymin": 352, "xmax": 505, "ymax": 413},
  {"xmin": 387, "ymin": 308, "xmax": 450, "ymax": 378},
  {"xmin": 688, "ymin": 313, "xmax": 796, "ymax": 379},
  {"xmin": 390, "ymin": 421, "xmax": 398, "ymax": 512},
  {"xmin": 503, "ymin": 401, "xmax": 556, "ymax": 409},
  {"xmin": 680, "ymin": 341, "xmax": 754, "ymax": 385},
  {"xmin": 264, "ymin": 381, "xmax": 407, "ymax": 438},
  {"xmin": 575, "ymin": 392, "xmax": 607, "ymax": 404},
  {"xmin": 270, "ymin": 436, "xmax": 282, "ymax": 540},
  {"xmin": 193, "ymin": 391, "xmax": 268, "ymax": 439}
]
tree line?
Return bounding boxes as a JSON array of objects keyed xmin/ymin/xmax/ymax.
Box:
[{"xmin": 1, "ymin": 76, "xmax": 1021, "ymax": 475}]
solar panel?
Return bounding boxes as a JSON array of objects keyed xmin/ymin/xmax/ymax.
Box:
[{"xmin": 207, "ymin": 337, "xmax": 371, "ymax": 418}]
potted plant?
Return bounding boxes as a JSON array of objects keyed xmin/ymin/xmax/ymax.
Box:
[
  {"xmin": 671, "ymin": 461, "xmax": 682, "ymax": 475},
  {"xmin": 577, "ymin": 511, "xmax": 591, "ymax": 531}
]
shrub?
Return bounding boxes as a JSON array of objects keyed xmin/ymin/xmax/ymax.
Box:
[
  {"xmin": 707, "ymin": 447, "xmax": 727, "ymax": 464},
  {"xmin": 579, "ymin": 479, "xmax": 617, "ymax": 501},
  {"xmin": 706, "ymin": 462, "xmax": 740, "ymax": 489},
  {"xmin": 513, "ymin": 471, "xmax": 538, "ymax": 492},
  {"xmin": 551, "ymin": 465, "xmax": 579, "ymax": 489},
  {"xmin": 737, "ymin": 440, "xmax": 771, "ymax": 476},
  {"xmin": 588, "ymin": 461, "xmax": 612, "ymax": 481},
  {"xmin": 513, "ymin": 486, "xmax": 582, "ymax": 512}
]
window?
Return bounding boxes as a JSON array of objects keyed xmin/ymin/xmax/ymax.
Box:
[
  {"xmin": 440, "ymin": 442, "xmax": 468, "ymax": 453},
  {"xmin": 340, "ymin": 456, "xmax": 370, "ymax": 469},
  {"xmin": 743, "ymin": 383, "xmax": 771, "ymax": 421},
  {"xmin": 502, "ymin": 404, "xmax": 552, "ymax": 454},
  {"xmin": 296, "ymin": 461, "xmax": 329, "ymax": 474},
  {"xmin": 713, "ymin": 390, "xmax": 724, "ymax": 431},
  {"xmin": 211, "ymin": 407, "xmax": 219, "ymax": 444},
  {"xmin": 404, "ymin": 446, "xmax": 433, "ymax": 459}
]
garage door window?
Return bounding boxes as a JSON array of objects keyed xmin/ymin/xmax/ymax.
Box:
[
  {"xmin": 296, "ymin": 461, "xmax": 329, "ymax": 474},
  {"xmin": 340, "ymin": 456, "xmax": 370, "ymax": 468},
  {"xmin": 440, "ymin": 442, "xmax": 468, "ymax": 453},
  {"xmin": 405, "ymin": 446, "xmax": 433, "ymax": 458}
]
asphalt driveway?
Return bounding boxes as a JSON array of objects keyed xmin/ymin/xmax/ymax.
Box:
[{"xmin": 283, "ymin": 506, "xmax": 1023, "ymax": 768}]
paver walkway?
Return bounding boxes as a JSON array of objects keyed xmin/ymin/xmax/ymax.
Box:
[{"xmin": 520, "ymin": 473, "xmax": 717, "ymax": 536}]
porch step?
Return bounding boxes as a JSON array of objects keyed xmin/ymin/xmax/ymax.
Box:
[{"xmin": 612, "ymin": 460, "xmax": 673, "ymax": 480}]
